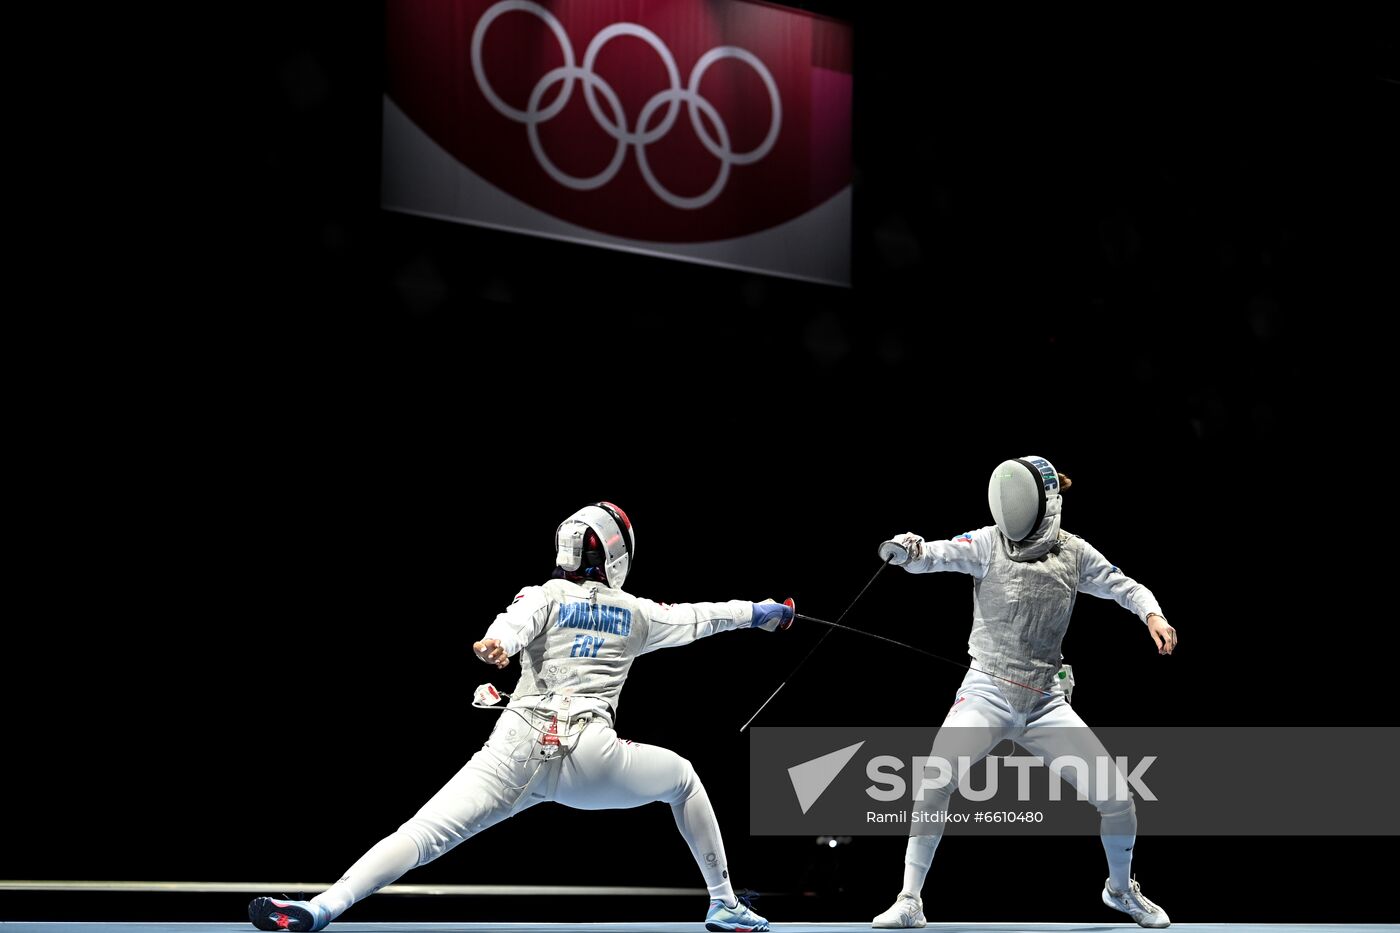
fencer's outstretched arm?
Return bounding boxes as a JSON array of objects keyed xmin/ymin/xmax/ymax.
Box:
[
  {"xmin": 1077, "ymin": 542, "xmax": 1178, "ymax": 654},
  {"xmin": 637, "ymin": 598, "xmax": 787, "ymax": 654},
  {"xmin": 881, "ymin": 527, "xmax": 996, "ymax": 578},
  {"xmin": 1075, "ymin": 542, "xmax": 1162, "ymax": 622},
  {"xmin": 475, "ymin": 586, "xmax": 553, "ymax": 668}
]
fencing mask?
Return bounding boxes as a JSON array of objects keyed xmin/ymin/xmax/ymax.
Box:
[
  {"xmin": 554, "ymin": 501, "xmax": 635, "ymax": 589},
  {"xmin": 987, "ymin": 456, "xmax": 1062, "ymax": 543}
]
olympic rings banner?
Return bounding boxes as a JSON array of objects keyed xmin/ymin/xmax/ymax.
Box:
[{"xmin": 383, "ymin": 0, "xmax": 853, "ymax": 285}]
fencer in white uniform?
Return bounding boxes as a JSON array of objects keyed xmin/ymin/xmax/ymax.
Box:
[
  {"xmin": 249, "ymin": 502, "xmax": 791, "ymax": 933},
  {"xmin": 871, "ymin": 458, "xmax": 1178, "ymax": 930}
]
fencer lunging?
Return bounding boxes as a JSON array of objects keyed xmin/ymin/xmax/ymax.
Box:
[
  {"xmin": 249, "ymin": 502, "xmax": 791, "ymax": 933},
  {"xmin": 871, "ymin": 458, "xmax": 1177, "ymax": 930}
]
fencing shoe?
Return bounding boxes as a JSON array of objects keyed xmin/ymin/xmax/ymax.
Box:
[
  {"xmin": 1102, "ymin": 876, "xmax": 1170, "ymax": 928},
  {"xmin": 872, "ymin": 892, "xmax": 926, "ymax": 928},
  {"xmin": 705, "ymin": 891, "xmax": 770, "ymax": 932},
  {"xmin": 248, "ymin": 896, "xmax": 331, "ymax": 932}
]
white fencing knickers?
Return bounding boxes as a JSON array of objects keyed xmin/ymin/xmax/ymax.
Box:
[
  {"xmin": 309, "ymin": 707, "xmax": 737, "ymax": 922},
  {"xmin": 900, "ymin": 669, "xmax": 1139, "ymax": 897}
]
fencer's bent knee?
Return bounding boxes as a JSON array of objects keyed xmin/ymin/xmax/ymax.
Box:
[
  {"xmin": 1097, "ymin": 794, "xmax": 1135, "ymax": 817},
  {"xmin": 671, "ymin": 755, "xmax": 701, "ymax": 803},
  {"xmin": 399, "ymin": 811, "xmax": 470, "ymax": 865},
  {"xmin": 1098, "ymin": 797, "xmax": 1137, "ymax": 837}
]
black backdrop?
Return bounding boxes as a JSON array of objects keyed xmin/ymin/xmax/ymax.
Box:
[{"xmin": 4, "ymin": 2, "xmax": 1397, "ymax": 924}]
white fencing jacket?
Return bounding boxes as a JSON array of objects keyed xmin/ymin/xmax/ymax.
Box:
[
  {"xmin": 905, "ymin": 526, "xmax": 1162, "ymax": 709},
  {"xmin": 483, "ymin": 577, "xmax": 756, "ymax": 723}
]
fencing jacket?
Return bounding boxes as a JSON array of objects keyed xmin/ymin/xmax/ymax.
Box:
[
  {"xmin": 483, "ymin": 577, "xmax": 756, "ymax": 724},
  {"xmin": 905, "ymin": 525, "xmax": 1163, "ymax": 709}
]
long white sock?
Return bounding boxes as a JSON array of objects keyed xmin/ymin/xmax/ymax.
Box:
[
  {"xmin": 1100, "ymin": 802, "xmax": 1138, "ymax": 893},
  {"xmin": 311, "ymin": 831, "xmax": 420, "ymax": 921},
  {"xmin": 901, "ymin": 833, "xmax": 940, "ymax": 897},
  {"xmin": 1102, "ymin": 833, "xmax": 1135, "ymax": 893},
  {"xmin": 671, "ymin": 784, "xmax": 737, "ymax": 908}
]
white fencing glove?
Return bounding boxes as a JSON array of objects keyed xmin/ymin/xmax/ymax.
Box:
[{"xmin": 878, "ymin": 532, "xmax": 925, "ymax": 566}]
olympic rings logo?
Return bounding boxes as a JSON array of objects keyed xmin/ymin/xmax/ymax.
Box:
[{"xmin": 470, "ymin": 0, "xmax": 783, "ymax": 210}]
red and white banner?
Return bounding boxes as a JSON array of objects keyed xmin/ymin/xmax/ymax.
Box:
[{"xmin": 383, "ymin": 0, "xmax": 853, "ymax": 285}]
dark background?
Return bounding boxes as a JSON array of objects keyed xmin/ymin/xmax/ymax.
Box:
[{"xmin": 5, "ymin": 1, "xmax": 1397, "ymax": 925}]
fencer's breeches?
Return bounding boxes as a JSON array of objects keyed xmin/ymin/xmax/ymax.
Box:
[
  {"xmin": 400, "ymin": 709, "xmax": 708, "ymax": 865},
  {"xmin": 315, "ymin": 709, "xmax": 731, "ymax": 920},
  {"xmin": 905, "ymin": 668, "xmax": 1137, "ymax": 871}
]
